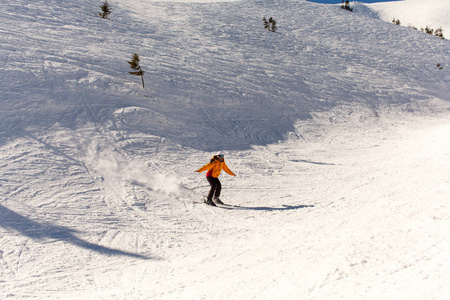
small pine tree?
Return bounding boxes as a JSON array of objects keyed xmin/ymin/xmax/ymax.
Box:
[
  {"xmin": 422, "ymin": 26, "xmax": 434, "ymax": 35},
  {"xmin": 263, "ymin": 17, "xmax": 269, "ymax": 30},
  {"xmin": 341, "ymin": 0, "xmax": 353, "ymax": 12},
  {"xmin": 99, "ymin": 1, "xmax": 111, "ymax": 19},
  {"xmin": 435, "ymin": 27, "xmax": 444, "ymax": 39},
  {"xmin": 263, "ymin": 17, "xmax": 277, "ymax": 32},
  {"xmin": 392, "ymin": 18, "xmax": 401, "ymax": 25},
  {"xmin": 128, "ymin": 53, "xmax": 145, "ymax": 88},
  {"xmin": 270, "ymin": 18, "xmax": 277, "ymax": 32}
]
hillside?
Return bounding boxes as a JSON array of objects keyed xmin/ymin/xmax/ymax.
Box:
[
  {"xmin": 365, "ymin": 0, "xmax": 450, "ymax": 34},
  {"xmin": 1, "ymin": 0, "xmax": 449, "ymax": 299}
]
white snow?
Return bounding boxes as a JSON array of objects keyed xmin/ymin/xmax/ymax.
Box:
[
  {"xmin": 363, "ymin": 0, "xmax": 450, "ymax": 34},
  {"xmin": 1, "ymin": 0, "xmax": 449, "ymax": 299}
]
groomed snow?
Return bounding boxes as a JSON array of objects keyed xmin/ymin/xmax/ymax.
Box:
[{"xmin": 1, "ymin": 0, "xmax": 449, "ymax": 299}]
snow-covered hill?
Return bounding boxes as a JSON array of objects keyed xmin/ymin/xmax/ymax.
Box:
[
  {"xmin": 1, "ymin": 0, "xmax": 449, "ymax": 299},
  {"xmin": 364, "ymin": 0, "xmax": 450, "ymax": 34}
]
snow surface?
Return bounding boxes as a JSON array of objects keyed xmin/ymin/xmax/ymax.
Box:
[
  {"xmin": 1, "ymin": 0, "xmax": 449, "ymax": 299},
  {"xmin": 362, "ymin": 0, "xmax": 450, "ymax": 34}
]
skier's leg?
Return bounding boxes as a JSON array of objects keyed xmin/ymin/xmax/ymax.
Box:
[
  {"xmin": 205, "ymin": 177, "xmax": 218, "ymax": 206},
  {"xmin": 214, "ymin": 178, "xmax": 222, "ymax": 199},
  {"xmin": 206, "ymin": 176, "xmax": 217, "ymax": 201}
]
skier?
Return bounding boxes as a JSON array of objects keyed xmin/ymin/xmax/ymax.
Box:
[{"xmin": 196, "ymin": 152, "xmax": 235, "ymax": 206}]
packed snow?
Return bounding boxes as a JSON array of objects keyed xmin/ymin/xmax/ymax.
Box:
[{"xmin": 1, "ymin": 0, "xmax": 449, "ymax": 299}]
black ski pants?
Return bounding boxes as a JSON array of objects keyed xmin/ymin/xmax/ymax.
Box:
[{"xmin": 206, "ymin": 176, "xmax": 221, "ymax": 201}]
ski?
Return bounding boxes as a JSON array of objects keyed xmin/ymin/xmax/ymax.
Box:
[{"xmin": 192, "ymin": 200, "xmax": 234, "ymax": 209}]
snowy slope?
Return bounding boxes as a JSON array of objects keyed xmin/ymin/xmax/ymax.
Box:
[
  {"xmin": 363, "ymin": 0, "xmax": 450, "ymax": 34},
  {"xmin": 1, "ymin": 0, "xmax": 449, "ymax": 299}
]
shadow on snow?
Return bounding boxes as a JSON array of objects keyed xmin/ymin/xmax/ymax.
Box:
[
  {"xmin": 230, "ymin": 204, "xmax": 314, "ymax": 211},
  {"xmin": 0, "ymin": 204, "xmax": 151, "ymax": 260}
]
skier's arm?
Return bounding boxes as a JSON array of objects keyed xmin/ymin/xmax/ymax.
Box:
[
  {"xmin": 222, "ymin": 162, "xmax": 236, "ymax": 176},
  {"xmin": 196, "ymin": 161, "xmax": 214, "ymax": 173}
]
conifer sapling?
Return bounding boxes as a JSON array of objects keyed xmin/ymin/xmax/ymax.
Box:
[
  {"xmin": 99, "ymin": 1, "xmax": 111, "ymax": 19},
  {"xmin": 341, "ymin": 0, "xmax": 353, "ymax": 12},
  {"xmin": 263, "ymin": 17, "xmax": 277, "ymax": 32},
  {"xmin": 263, "ymin": 17, "xmax": 269, "ymax": 30},
  {"xmin": 128, "ymin": 53, "xmax": 145, "ymax": 88}
]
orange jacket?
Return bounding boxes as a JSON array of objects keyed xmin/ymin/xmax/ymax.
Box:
[{"xmin": 197, "ymin": 159, "xmax": 235, "ymax": 178}]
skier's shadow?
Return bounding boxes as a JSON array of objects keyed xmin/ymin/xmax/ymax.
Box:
[
  {"xmin": 230, "ymin": 204, "xmax": 314, "ymax": 211},
  {"xmin": 0, "ymin": 204, "xmax": 151, "ymax": 260}
]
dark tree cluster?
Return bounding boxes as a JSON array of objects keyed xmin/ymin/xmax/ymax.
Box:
[
  {"xmin": 422, "ymin": 26, "xmax": 445, "ymax": 39},
  {"xmin": 392, "ymin": 18, "xmax": 445, "ymax": 40},
  {"xmin": 341, "ymin": 0, "xmax": 353, "ymax": 12},
  {"xmin": 263, "ymin": 17, "xmax": 277, "ymax": 32}
]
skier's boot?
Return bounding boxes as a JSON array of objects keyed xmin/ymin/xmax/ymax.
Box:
[
  {"xmin": 214, "ymin": 197, "xmax": 224, "ymax": 205},
  {"xmin": 204, "ymin": 198, "xmax": 217, "ymax": 206}
]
